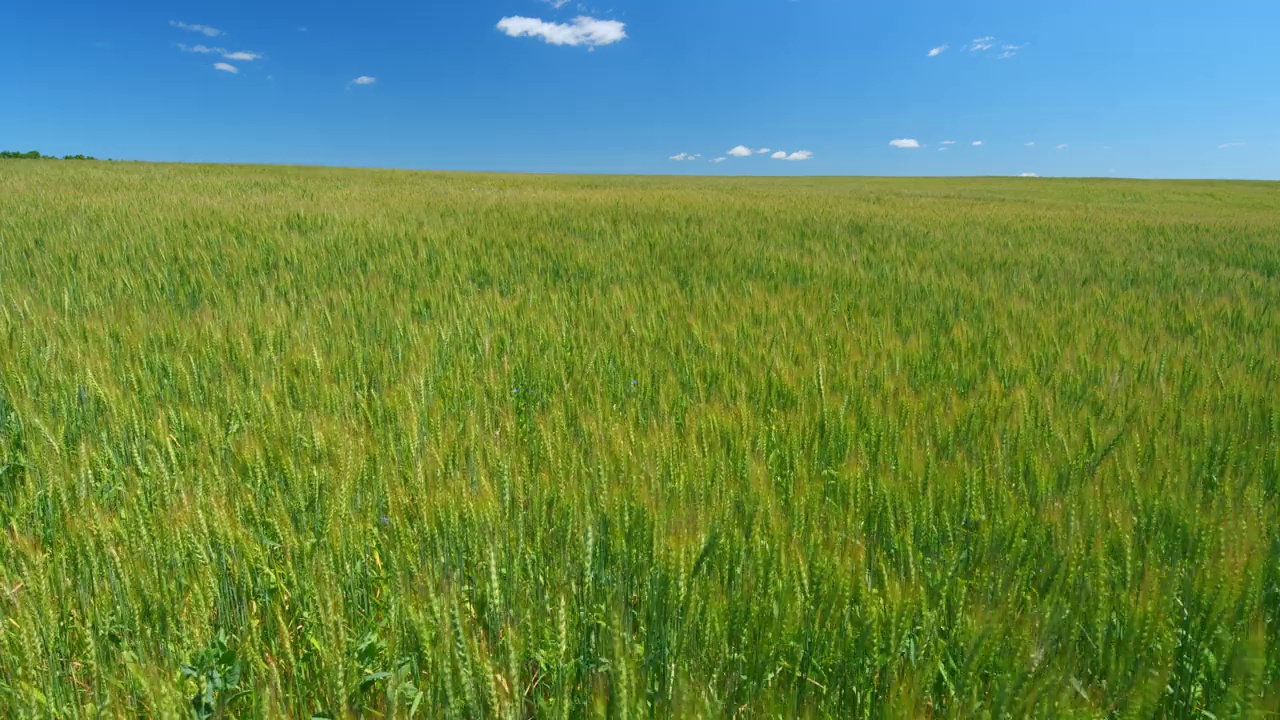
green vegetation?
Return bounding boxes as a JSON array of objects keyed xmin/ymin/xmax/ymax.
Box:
[
  {"xmin": 0, "ymin": 151, "xmax": 98, "ymax": 161},
  {"xmin": 1, "ymin": 160, "xmax": 1277, "ymax": 717},
  {"xmin": 0, "ymin": 151, "xmax": 48, "ymax": 160}
]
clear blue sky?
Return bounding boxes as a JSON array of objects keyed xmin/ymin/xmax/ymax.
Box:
[{"xmin": 3, "ymin": 0, "xmax": 1276, "ymax": 178}]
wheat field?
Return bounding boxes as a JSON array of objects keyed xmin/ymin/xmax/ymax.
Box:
[{"xmin": 1, "ymin": 160, "xmax": 1277, "ymax": 717}]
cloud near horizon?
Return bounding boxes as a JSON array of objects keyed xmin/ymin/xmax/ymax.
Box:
[{"xmin": 496, "ymin": 16, "xmax": 627, "ymax": 47}]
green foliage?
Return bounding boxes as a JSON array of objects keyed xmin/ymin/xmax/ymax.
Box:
[
  {"xmin": 0, "ymin": 151, "xmax": 96, "ymax": 160},
  {"xmin": 0, "ymin": 160, "xmax": 1277, "ymax": 716},
  {"xmin": 181, "ymin": 630, "xmax": 247, "ymax": 719}
]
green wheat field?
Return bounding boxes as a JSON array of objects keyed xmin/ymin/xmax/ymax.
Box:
[{"xmin": 1, "ymin": 160, "xmax": 1277, "ymax": 717}]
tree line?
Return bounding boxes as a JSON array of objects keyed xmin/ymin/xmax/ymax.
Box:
[{"xmin": 1, "ymin": 150, "xmax": 99, "ymax": 160}]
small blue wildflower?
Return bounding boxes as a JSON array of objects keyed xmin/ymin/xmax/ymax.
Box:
[{"xmin": 380, "ymin": 516, "xmax": 390, "ymax": 525}]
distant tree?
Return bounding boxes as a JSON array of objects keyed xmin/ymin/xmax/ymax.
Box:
[
  {"xmin": 63, "ymin": 154, "xmax": 97, "ymax": 160},
  {"xmin": 0, "ymin": 150, "xmax": 46, "ymax": 159}
]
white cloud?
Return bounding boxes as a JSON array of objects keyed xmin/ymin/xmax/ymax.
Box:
[
  {"xmin": 171, "ymin": 21, "xmax": 223, "ymax": 37},
  {"xmin": 352, "ymin": 76, "xmax": 377, "ymax": 85},
  {"xmin": 938, "ymin": 147, "xmax": 948, "ymax": 152},
  {"xmin": 770, "ymin": 151, "xmax": 787, "ymax": 159},
  {"xmin": 928, "ymin": 44, "xmax": 948, "ymax": 57},
  {"xmin": 889, "ymin": 138, "xmax": 921, "ymax": 149},
  {"xmin": 1055, "ymin": 144, "xmax": 1068, "ymax": 150},
  {"xmin": 727, "ymin": 145, "xmax": 756, "ymax": 157},
  {"xmin": 496, "ymin": 16, "xmax": 627, "ymax": 47},
  {"xmin": 940, "ymin": 140, "xmax": 956, "ymax": 145},
  {"xmin": 178, "ymin": 44, "xmax": 262, "ymax": 61},
  {"xmin": 712, "ymin": 157, "xmax": 726, "ymax": 163},
  {"xmin": 1025, "ymin": 141, "xmax": 1036, "ymax": 146},
  {"xmin": 972, "ymin": 141, "xmax": 984, "ymax": 146},
  {"xmin": 213, "ymin": 62, "xmax": 239, "ymax": 74},
  {"xmin": 782, "ymin": 151, "xmax": 813, "ymax": 161},
  {"xmin": 1020, "ymin": 173, "xmax": 1039, "ymax": 177},
  {"xmin": 670, "ymin": 153, "xmax": 689, "ymax": 161},
  {"xmin": 969, "ymin": 36, "xmax": 996, "ymax": 51},
  {"xmin": 1218, "ymin": 142, "xmax": 1246, "ymax": 149},
  {"xmin": 544, "ymin": 0, "xmax": 571, "ymax": 7},
  {"xmin": 999, "ymin": 43, "xmax": 1028, "ymax": 60},
  {"xmin": 756, "ymin": 148, "xmax": 771, "ymax": 154}
]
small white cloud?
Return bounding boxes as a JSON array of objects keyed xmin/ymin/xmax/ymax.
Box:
[
  {"xmin": 972, "ymin": 141, "xmax": 984, "ymax": 146},
  {"xmin": 496, "ymin": 15, "xmax": 627, "ymax": 47},
  {"xmin": 770, "ymin": 151, "xmax": 787, "ymax": 159},
  {"xmin": 222, "ymin": 51, "xmax": 262, "ymax": 61},
  {"xmin": 928, "ymin": 44, "xmax": 948, "ymax": 57},
  {"xmin": 889, "ymin": 138, "xmax": 921, "ymax": 149},
  {"xmin": 1020, "ymin": 173, "xmax": 1039, "ymax": 177},
  {"xmin": 938, "ymin": 147, "xmax": 948, "ymax": 152},
  {"xmin": 544, "ymin": 0, "xmax": 571, "ymax": 7},
  {"xmin": 998, "ymin": 43, "xmax": 1028, "ymax": 60},
  {"xmin": 1055, "ymin": 144, "xmax": 1068, "ymax": 150},
  {"xmin": 727, "ymin": 145, "xmax": 755, "ymax": 157},
  {"xmin": 780, "ymin": 151, "xmax": 813, "ymax": 161},
  {"xmin": 670, "ymin": 153, "xmax": 689, "ymax": 161},
  {"xmin": 352, "ymin": 76, "xmax": 377, "ymax": 85},
  {"xmin": 1218, "ymin": 142, "xmax": 1246, "ymax": 149},
  {"xmin": 756, "ymin": 148, "xmax": 771, "ymax": 154},
  {"xmin": 941, "ymin": 140, "xmax": 956, "ymax": 145},
  {"xmin": 1025, "ymin": 141, "xmax": 1036, "ymax": 146},
  {"xmin": 213, "ymin": 62, "xmax": 239, "ymax": 74},
  {"xmin": 969, "ymin": 36, "xmax": 996, "ymax": 51},
  {"xmin": 712, "ymin": 157, "xmax": 726, "ymax": 163},
  {"xmin": 171, "ymin": 21, "xmax": 223, "ymax": 37}
]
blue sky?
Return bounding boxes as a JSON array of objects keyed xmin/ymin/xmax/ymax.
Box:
[{"xmin": 3, "ymin": 0, "xmax": 1276, "ymax": 178}]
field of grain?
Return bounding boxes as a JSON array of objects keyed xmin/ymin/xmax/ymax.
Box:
[{"xmin": 1, "ymin": 160, "xmax": 1277, "ymax": 717}]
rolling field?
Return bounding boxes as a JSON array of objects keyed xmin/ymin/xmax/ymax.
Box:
[{"xmin": 1, "ymin": 160, "xmax": 1278, "ymax": 717}]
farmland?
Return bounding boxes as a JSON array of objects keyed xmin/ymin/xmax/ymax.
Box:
[{"xmin": 0, "ymin": 160, "xmax": 1278, "ymax": 716}]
